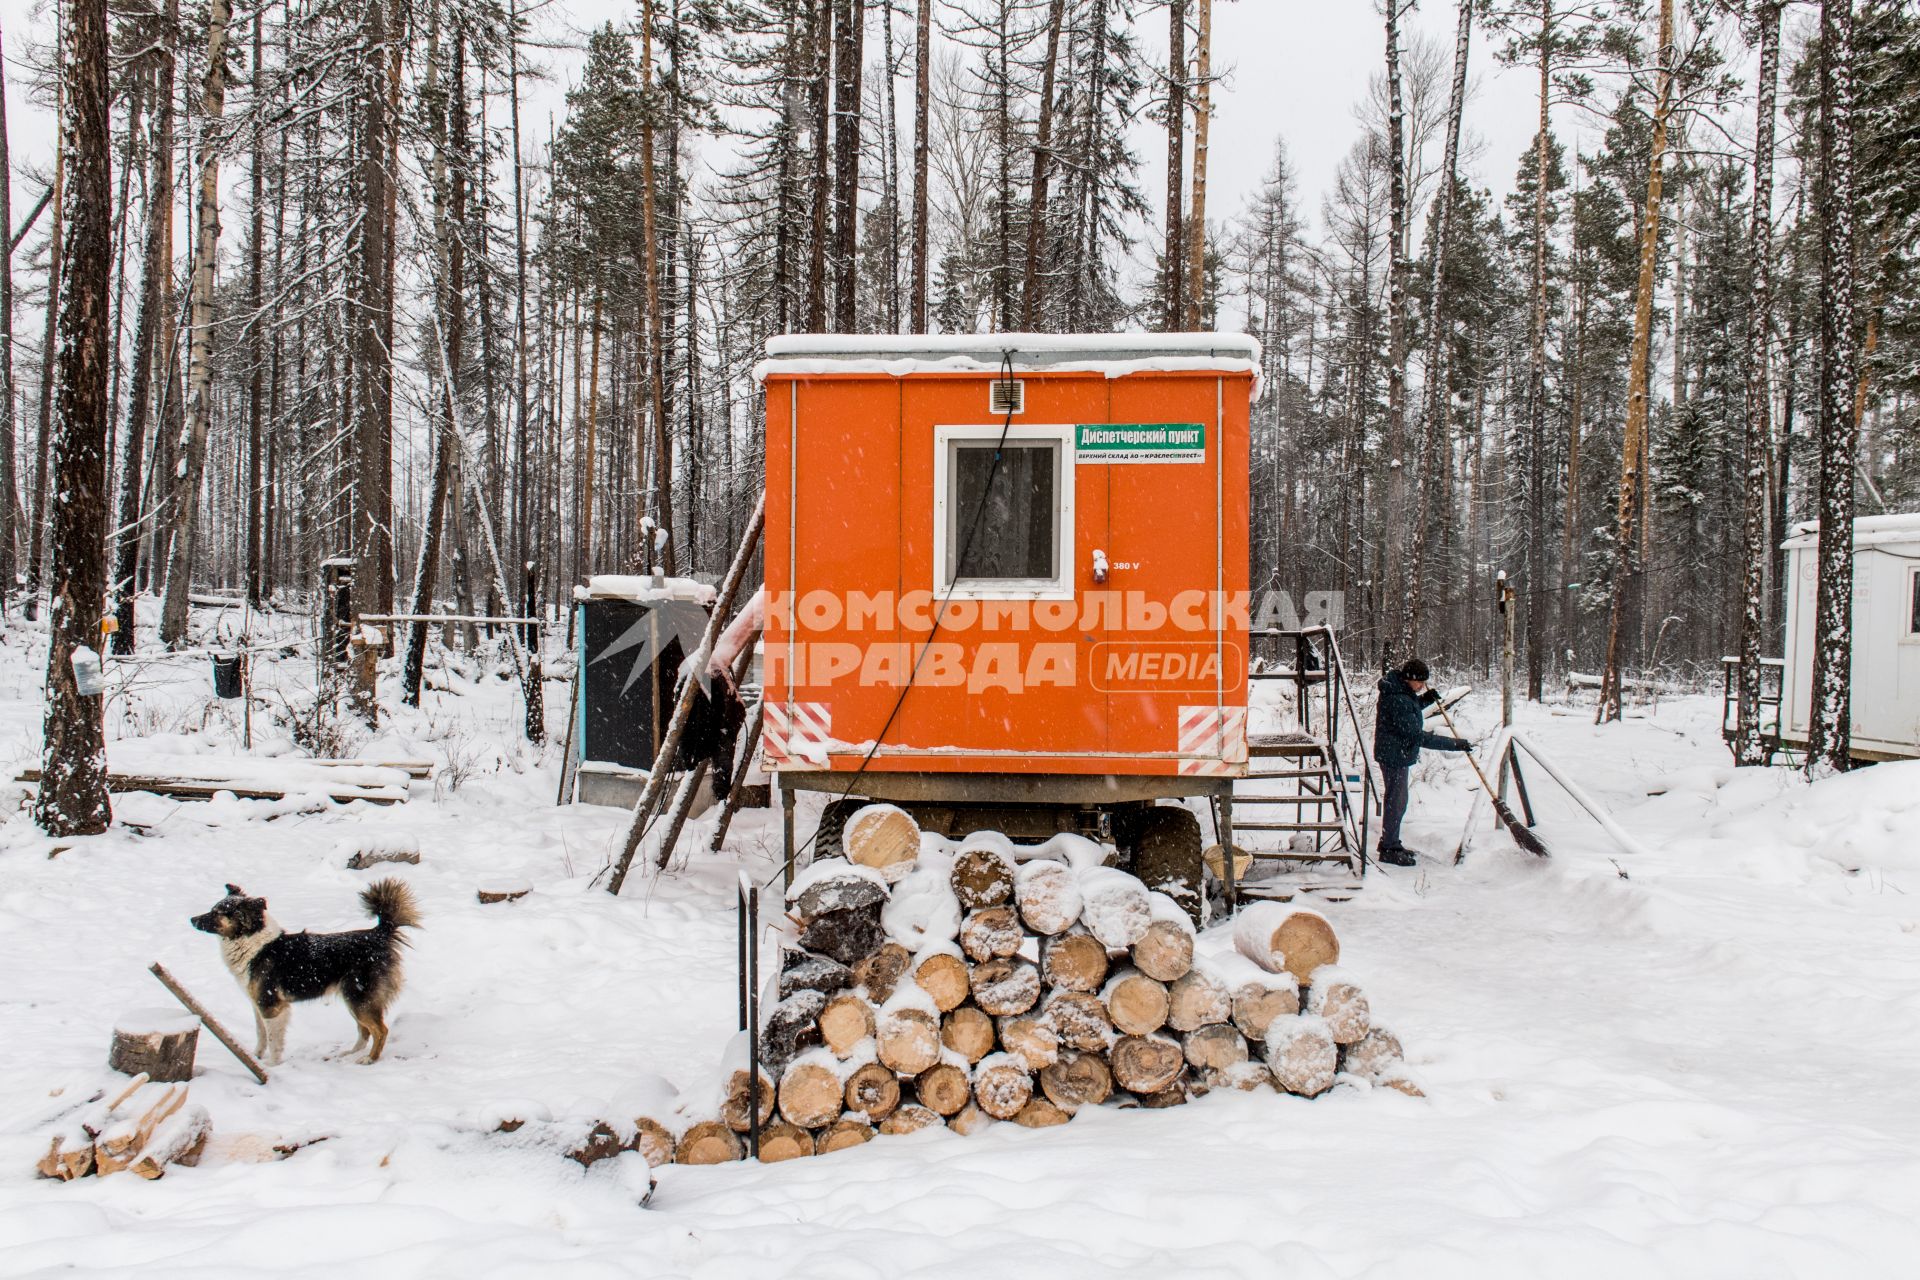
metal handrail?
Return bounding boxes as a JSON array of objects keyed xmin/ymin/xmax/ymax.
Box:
[{"xmin": 1304, "ymin": 625, "xmax": 1379, "ymax": 874}]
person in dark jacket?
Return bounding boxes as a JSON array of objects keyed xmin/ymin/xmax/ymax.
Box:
[{"xmin": 1371, "ymin": 658, "xmax": 1471, "ymax": 866}]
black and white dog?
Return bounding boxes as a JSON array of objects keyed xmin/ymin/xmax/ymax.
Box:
[{"xmin": 190, "ymin": 879, "xmax": 421, "ymax": 1065}]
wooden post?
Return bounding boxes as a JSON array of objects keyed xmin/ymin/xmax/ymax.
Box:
[{"xmin": 148, "ymin": 963, "xmax": 268, "ymax": 1084}]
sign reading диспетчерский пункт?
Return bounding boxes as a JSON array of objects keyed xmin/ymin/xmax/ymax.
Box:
[{"xmin": 1074, "ymin": 423, "xmax": 1205, "ymax": 464}]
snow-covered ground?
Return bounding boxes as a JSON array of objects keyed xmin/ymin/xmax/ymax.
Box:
[{"xmin": 3, "ymin": 603, "xmax": 1918, "ymax": 1277}]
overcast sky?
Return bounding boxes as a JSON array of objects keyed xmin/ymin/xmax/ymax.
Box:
[{"xmin": 0, "ymin": 0, "xmax": 1758, "ymax": 317}]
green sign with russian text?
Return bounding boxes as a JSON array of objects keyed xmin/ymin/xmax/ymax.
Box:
[{"xmin": 1074, "ymin": 423, "xmax": 1206, "ymax": 464}]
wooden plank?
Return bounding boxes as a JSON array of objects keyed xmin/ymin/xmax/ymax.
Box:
[
  {"xmin": 149, "ymin": 963, "xmax": 269, "ymax": 1084},
  {"xmin": 15, "ymin": 770, "xmax": 406, "ymax": 806}
]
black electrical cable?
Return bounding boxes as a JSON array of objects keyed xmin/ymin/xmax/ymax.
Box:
[{"xmin": 764, "ymin": 349, "xmax": 1024, "ymax": 887}]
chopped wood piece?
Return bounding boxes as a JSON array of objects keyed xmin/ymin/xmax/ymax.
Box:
[
  {"xmin": 1232, "ymin": 903, "xmax": 1339, "ymax": 980},
  {"xmin": 843, "ymin": 1062, "xmax": 901, "ymax": 1120},
  {"xmin": 95, "ymin": 1085, "xmax": 190, "ymax": 1175},
  {"xmin": 1307, "ymin": 971, "xmax": 1371, "ymax": 1045},
  {"xmin": 818, "ymin": 1118, "xmax": 876, "ymax": 1152},
  {"xmin": 914, "ymin": 952, "xmax": 971, "ymax": 1012},
  {"xmin": 1266, "ymin": 1015, "xmax": 1338, "ymax": 1097},
  {"xmin": 1041, "ymin": 930, "xmax": 1109, "ymax": 994},
  {"xmin": 1014, "ymin": 1098, "xmax": 1072, "ymax": 1128},
  {"xmin": 949, "ymin": 1101, "xmax": 995, "ymax": 1136},
  {"xmin": 1015, "ymin": 859, "xmax": 1082, "ymax": 935},
  {"xmin": 1110, "ymin": 1034, "xmax": 1185, "ymax": 1095},
  {"xmin": 876, "ymin": 1008, "xmax": 941, "ymax": 1075},
  {"xmin": 844, "ymin": 805, "xmax": 921, "ymax": 882},
  {"xmin": 969, "ymin": 957, "xmax": 1041, "ymax": 1016},
  {"xmin": 941, "ymin": 1006, "xmax": 996, "ymax": 1064},
  {"xmin": 756, "ymin": 1120, "xmax": 816, "ymax": 1162},
  {"xmin": 779, "ymin": 954, "xmax": 855, "ymax": 1000},
  {"xmin": 1378, "ymin": 1074, "xmax": 1426, "ymax": 1098},
  {"xmin": 1103, "ymin": 969, "xmax": 1171, "ymax": 1037},
  {"xmin": 566, "ymin": 1121, "xmax": 628, "ymax": 1169},
  {"xmin": 128, "ymin": 1105, "xmax": 211, "ymax": 1179},
  {"xmin": 1339, "ymin": 1026, "xmax": 1405, "ymax": 1083},
  {"xmin": 951, "ymin": 843, "xmax": 1016, "ymax": 911},
  {"xmin": 632, "ymin": 1117, "xmax": 677, "ymax": 1167},
  {"xmin": 878, "ymin": 1104, "xmax": 944, "ymax": 1135},
  {"xmin": 996, "ymin": 1014, "xmax": 1060, "ymax": 1070},
  {"xmin": 818, "ymin": 993, "xmax": 877, "ymax": 1057},
  {"xmin": 959, "ymin": 906, "xmax": 1023, "ymax": 962},
  {"xmin": 1183, "ymin": 1023, "xmax": 1250, "ymax": 1072},
  {"xmin": 799, "ymin": 904, "xmax": 887, "ymax": 966},
  {"xmin": 793, "ymin": 869, "xmax": 888, "ymax": 920},
  {"xmin": 1167, "ymin": 967, "xmax": 1232, "ymax": 1032},
  {"xmin": 853, "ymin": 943, "xmax": 911, "ymax": 1003},
  {"xmin": 1129, "ymin": 920, "xmax": 1194, "ymax": 984},
  {"xmin": 761, "ymin": 991, "xmax": 827, "ymax": 1078},
  {"xmin": 108, "ymin": 1011, "xmax": 200, "ymax": 1083},
  {"xmin": 1045, "ymin": 991, "xmax": 1114, "ymax": 1052},
  {"xmin": 1039, "ymin": 1050, "xmax": 1112, "ymax": 1110},
  {"xmin": 676, "ymin": 1120, "xmax": 744, "ymax": 1164},
  {"xmin": 914, "ymin": 1062, "xmax": 972, "ymax": 1116},
  {"xmin": 778, "ymin": 1059, "xmax": 846, "ymax": 1129},
  {"xmin": 1231, "ymin": 979, "xmax": 1301, "ymax": 1041},
  {"xmin": 476, "ymin": 879, "xmax": 532, "ymax": 904},
  {"xmin": 720, "ymin": 1068, "xmax": 775, "ymax": 1133},
  {"xmin": 1133, "ymin": 1082, "xmax": 1189, "ymax": 1109},
  {"xmin": 1196, "ymin": 1062, "xmax": 1276, "ymax": 1094},
  {"xmin": 971, "ymin": 1055, "xmax": 1033, "ymax": 1120},
  {"xmin": 1078, "ymin": 867, "xmax": 1153, "ymax": 948}
]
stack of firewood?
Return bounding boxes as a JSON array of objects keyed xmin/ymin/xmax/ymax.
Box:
[
  {"xmin": 609, "ymin": 806, "xmax": 1420, "ymax": 1167},
  {"xmin": 35, "ymin": 1073, "xmax": 211, "ymax": 1181}
]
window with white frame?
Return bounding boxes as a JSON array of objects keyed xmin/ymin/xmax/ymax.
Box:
[
  {"xmin": 933, "ymin": 424, "xmax": 1074, "ymax": 599},
  {"xmin": 1909, "ymin": 566, "xmax": 1920, "ymax": 636}
]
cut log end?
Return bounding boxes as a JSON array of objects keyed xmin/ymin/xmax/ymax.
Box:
[
  {"xmin": 951, "ymin": 845, "xmax": 1017, "ymax": 911},
  {"xmin": 676, "ymin": 1120, "xmax": 745, "ymax": 1165},
  {"xmin": 756, "ymin": 1120, "xmax": 816, "ymax": 1162},
  {"xmin": 1129, "ymin": 919, "xmax": 1194, "ymax": 984},
  {"xmin": 108, "ymin": 1013, "xmax": 200, "ymax": 1083},
  {"xmin": 843, "ymin": 1061, "xmax": 902, "ymax": 1121},
  {"xmin": 914, "ymin": 952, "xmax": 972, "ymax": 1013},
  {"xmin": 1041, "ymin": 930, "xmax": 1110, "ymax": 994}
]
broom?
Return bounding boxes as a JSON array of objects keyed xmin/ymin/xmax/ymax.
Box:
[{"xmin": 1435, "ymin": 703, "xmax": 1551, "ymax": 858}]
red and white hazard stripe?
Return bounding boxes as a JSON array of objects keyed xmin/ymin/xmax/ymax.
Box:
[
  {"xmin": 1176, "ymin": 704, "xmax": 1248, "ymax": 776},
  {"xmin": 761, "ymin": 701, "xmax": 831, "ymax": 770}
]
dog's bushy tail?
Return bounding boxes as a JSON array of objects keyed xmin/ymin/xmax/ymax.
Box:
[{"xmin": 361, "ymin": 878, "xmax": 422, "ymax": 940}]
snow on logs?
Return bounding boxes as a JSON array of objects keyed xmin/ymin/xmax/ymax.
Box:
[{"xmin": 608, "ymin": 840, "xmax": 1419, "ymax": 1168}]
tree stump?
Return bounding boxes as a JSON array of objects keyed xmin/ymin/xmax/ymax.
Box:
[{"xmin": 108, "ymin": 1010, "xmax": 200, "ymax": 1083}]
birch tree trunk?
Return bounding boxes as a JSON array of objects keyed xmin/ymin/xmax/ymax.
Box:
[
  {"xmin": 1808, "ymin": 0, "xmax": 1858, "ymax": 775},
  {"xmin": 1404, "ymin": 0, "xmax": 1471, "ymax": 654},
  {"xmin": 33, "ymin": 0, "xmax": 112, "ymax": 835},
  {"xmin": 112, "ymin": 0, "xmax": 176, "ymax": 652},
  {"xmin": 910, "ymin": 0, "xmax": 930, "ymax": 333},
  {"xmin": 1598, "ymin": 0, "xmax": 1674, "ymax": 724},
  {"xmin": 158, "ymin": 0, "xmax": 232, "ymax": 649},
  {"xmin": 1381, "ymin": 0, "xmax": 1410, "ymax": 662},
  {"xmin": 1019, "ymin": 0, "xmax": 1067, "ymax": 328},
  {"xmin": 1734, "ymin": 2, "xmax": 1781, "ymax": 766},
  {"xmin": 1183, "ymin": 0, "xmax": 1210, "ymax": 329}
]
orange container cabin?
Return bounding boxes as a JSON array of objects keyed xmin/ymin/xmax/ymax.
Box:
[{"xmin": 755, "ymin": 334, "xmax": 1259, "ymax": 909}]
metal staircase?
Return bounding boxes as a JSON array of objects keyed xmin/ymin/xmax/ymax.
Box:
[{"xmin": 1212, "ymin": 626, "xmax": 1378, "ymax": 905}]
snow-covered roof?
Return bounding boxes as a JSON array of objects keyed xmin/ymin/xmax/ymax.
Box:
[
  {"xmin": 1781, "ymin": 512, "xmax": 1920, "ymax": 550},
  {"xmin": 573, "ymin": 574, "xmax": 718, "ymax": 605},
  {"xmin": 752, "ymin": 331, "xmax": 1264, "ymax": 395}
]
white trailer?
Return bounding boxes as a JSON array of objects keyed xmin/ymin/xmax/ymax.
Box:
[{"xmin": 1768, "ymin": 513, "xmax": 1920, "ymax": 763}]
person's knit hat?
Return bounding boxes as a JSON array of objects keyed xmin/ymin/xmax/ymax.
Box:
[{"xmin": 1400, "ymin": 658, "xmax": 1430, "ymax": 683}]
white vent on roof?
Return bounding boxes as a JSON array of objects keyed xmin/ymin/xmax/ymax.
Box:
[{"xmin": 988, "ymin": 378, "xmax": 1025, "ymax": 415}]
